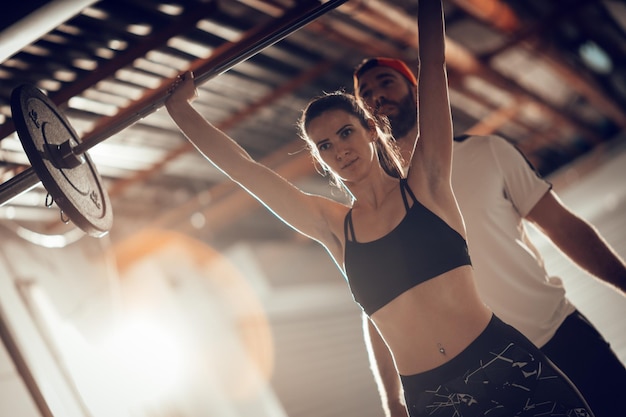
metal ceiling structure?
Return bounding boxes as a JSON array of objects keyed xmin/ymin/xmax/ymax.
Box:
[{"xmin": 0, "ymin": 0, "xmax": 625, "ymax": 248}]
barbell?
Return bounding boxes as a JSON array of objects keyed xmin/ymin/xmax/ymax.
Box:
[{"xmin": 0, "ymin": 0, "xmax": 348, "ymax": 238}]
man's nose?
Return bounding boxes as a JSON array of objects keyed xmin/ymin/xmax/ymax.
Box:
[{"xmin": 373, "ymin": 91, "xmax": 385, "ymax": 109}]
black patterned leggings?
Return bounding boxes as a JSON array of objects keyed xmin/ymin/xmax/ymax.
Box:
[{"xmin": 400, "ymin": 315, "xmax": 594, "ymax": 417}]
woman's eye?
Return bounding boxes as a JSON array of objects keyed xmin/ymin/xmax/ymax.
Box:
[
  {"xmin": 319, "ymin": 143, "xmax": 330, "ymax": 151},
  {"xmin": 341, "ymin": 128, "xmax": 352, "ymax": 138}
]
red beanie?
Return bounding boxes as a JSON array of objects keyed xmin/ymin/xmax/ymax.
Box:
[{"xmin": 353, "ymin": 57, "xmax": 417, "ymax": 93}]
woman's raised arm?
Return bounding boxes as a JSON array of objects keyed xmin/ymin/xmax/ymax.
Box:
[
  {"xmin": 165, "ymin": 73, "xmax": 343, "ymax": 253},
  {"xmin": 409, "ymin": 0, "xmax": 453, "ymax": 188}
]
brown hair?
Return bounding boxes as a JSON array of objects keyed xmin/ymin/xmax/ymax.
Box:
[{"xmin": 298, "ymin": 91, "xmax": 404, "ymax": 192}]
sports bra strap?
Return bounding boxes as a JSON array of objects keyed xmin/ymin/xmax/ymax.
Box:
[
  {"xmin": 345, "ymin": 180, "xmax": 416, "ymax": 243},
  {"xmin": 344, "ymin": 209, "xmax": 356, "ymax": 242},
  {"xmin": 400, "ymin": 179, "xmax": 417, "ymax": 211}
]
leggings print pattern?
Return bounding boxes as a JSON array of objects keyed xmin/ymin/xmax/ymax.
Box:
[{"xmin": 401, "ymin": 315, "xmax": 594, "ymax": 417}]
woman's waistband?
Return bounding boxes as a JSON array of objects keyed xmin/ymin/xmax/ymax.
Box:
[{"xmin": 399, "ymin": 314, "xmax": 532, "ymax": 388}]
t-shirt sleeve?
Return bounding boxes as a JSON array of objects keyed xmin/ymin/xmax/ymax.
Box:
[{"xmin": 488, "ymin": 136, "xmax": 552, "ymax": 217}]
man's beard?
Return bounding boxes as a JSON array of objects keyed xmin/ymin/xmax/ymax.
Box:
[{"xmin": 383, "ymin": 93, "xmax": 417, "ymax": 139}]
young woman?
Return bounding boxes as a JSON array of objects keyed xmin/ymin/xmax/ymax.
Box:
[{"xmin": 166, "ymin": 1, "xmax": 594, "ymax": 415}]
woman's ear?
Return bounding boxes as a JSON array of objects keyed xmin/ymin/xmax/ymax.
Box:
[{"xmin": 366, "ymin": 118, "xmax": 377, "ymax": 141}]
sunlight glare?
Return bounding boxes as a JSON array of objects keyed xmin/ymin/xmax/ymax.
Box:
[{"xmin": 101, "ymin": 316, "xmax": 187, "ymax": 404}]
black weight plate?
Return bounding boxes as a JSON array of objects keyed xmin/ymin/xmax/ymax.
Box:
[{"xmin": 10, "ymin": 84, "xmax": 113, "ymax": 237}]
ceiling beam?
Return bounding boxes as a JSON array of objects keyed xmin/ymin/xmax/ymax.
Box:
[
  {"xmin": 0, "ymin": 1, "xmax": 219, "ymax": 141},
  {"xmin": 452, "ymin": 0, "xmax": 626, "ymax": 130}
]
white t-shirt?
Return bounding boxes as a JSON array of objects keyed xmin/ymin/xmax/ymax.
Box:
[{"xmin": 452, "ymin": 135, "xmax": 575, "ymax": 347}]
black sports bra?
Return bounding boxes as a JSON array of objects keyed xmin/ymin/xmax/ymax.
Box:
[{"xmin": 343, "ymin": 179, "xmax": 471, "ymax": 315}]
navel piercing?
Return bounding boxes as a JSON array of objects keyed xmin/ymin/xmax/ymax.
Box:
[{"xmin": 437, "ymin": 343, "xmax": 446, "ymax": 355}]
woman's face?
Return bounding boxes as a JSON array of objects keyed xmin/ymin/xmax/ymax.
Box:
[{"xmin": 306, "ymin": 109, "xmax": 376, "ymax": 181}]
